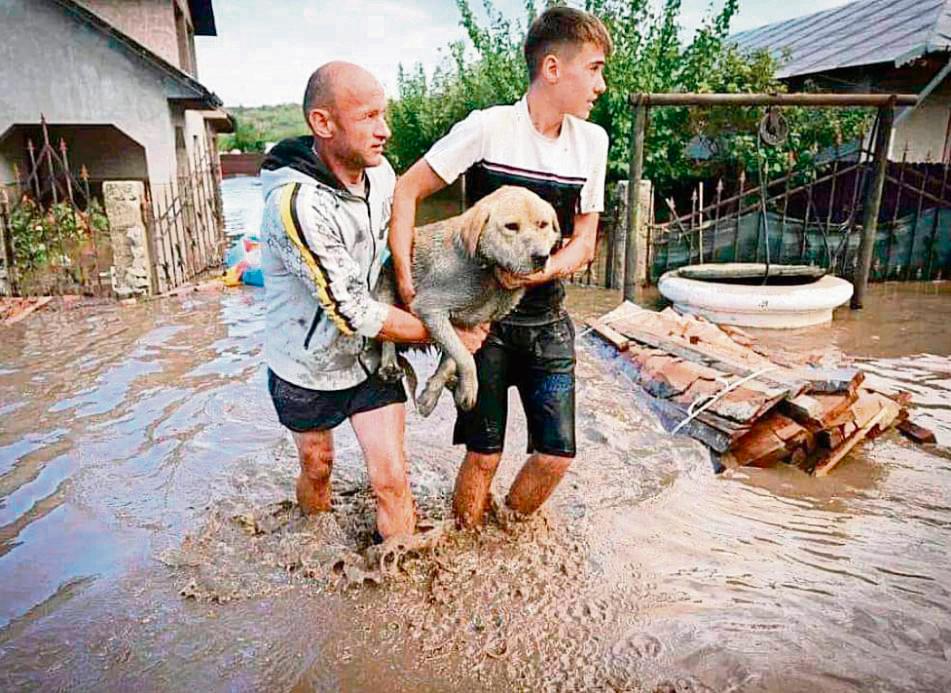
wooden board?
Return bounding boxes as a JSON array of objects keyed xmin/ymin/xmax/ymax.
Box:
[{"xmin": 813, "ymin": 408, "xmax": 890, "ymax": 477}]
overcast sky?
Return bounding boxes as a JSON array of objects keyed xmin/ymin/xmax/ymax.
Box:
[{"xmin": 195, "ymin": 0, "xmax": 851, "ymax": 108}]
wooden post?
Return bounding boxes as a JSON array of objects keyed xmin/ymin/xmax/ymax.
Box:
[
  {"xmin": 852, "ymin": 102, "xmax": 895, "ymax": 309},
  {"xmin": 0, "ymin": 189, "xmax": 16, "ymax": 296},
  {"xmin": 635, "ymin": 180, "xmax": 652, "ymax": 286},
  {"xmin": 624, "ymin": 97, "xmax": 647, "ymax": 301}
]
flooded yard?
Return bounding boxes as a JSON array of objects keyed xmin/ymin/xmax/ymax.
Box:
[{"xmin": 0, "ymin": 178, "xmax": 949, "ymax": 691}]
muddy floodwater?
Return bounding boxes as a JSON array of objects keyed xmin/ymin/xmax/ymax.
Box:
[{"xmin": 1, "ymin": 178, "xmax": 950, "ymax": 691}]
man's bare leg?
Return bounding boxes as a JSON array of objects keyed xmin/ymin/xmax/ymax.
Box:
[
  {"xmin": 505, "ymin": 453, "xmax": 572, "ymax": 516},
  {"xmin": 291, "ymin": 430, "xmax": 334, "ymax": 514},
  {"xmin": 452, "ymin": 450, "xmax": 503, "ymax": 528},
  {"xmin": 350, "ymin": 403, "xmax": 416, "ymax": 539}
]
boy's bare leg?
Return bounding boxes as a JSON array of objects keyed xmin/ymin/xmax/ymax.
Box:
[
  {"xmin": 505, "ymin": 453, "xmax": 572, "ymax": 516},
  {"xmin": 350, "ymin": 403, "xmax": 416, "ymax": 539},
  {"xmin": 291, "ymin": 430, "xmax": 335, "ymax": 514},
  {"xmin": 453, "ymin": 450, "xmax": 503, "ymax": 527}
]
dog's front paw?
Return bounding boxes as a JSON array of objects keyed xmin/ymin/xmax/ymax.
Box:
[
  {"xmin": 416, "ymin": 385, "xmax": 442, "ymax": 418},
  {"xmin": 378, "ymin": 359, "xmax": 403, "ymax": 383},
  {"xmin": 453, "ymin": 373, "xmax": 478, "ymax": 411}
]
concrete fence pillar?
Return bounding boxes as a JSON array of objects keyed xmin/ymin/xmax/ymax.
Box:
[
  {"xmin": 103, "ymin": 181, "xmax": 155, "ymax": 298},
  {"xmin": 613, "ymin": 179, "xmax": 653, "ymax": 289}
]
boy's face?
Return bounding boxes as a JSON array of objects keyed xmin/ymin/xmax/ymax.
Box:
[{"xmin": 553, "ymin": 42, "xmax": 607, "ymax": 119}]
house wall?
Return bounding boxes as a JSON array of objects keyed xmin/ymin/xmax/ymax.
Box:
[
  {"xmin": 786, "ymin": 57, "xmax": 951, "ymax": 163},
  {"xmin": 892, "ymin": 91, "xmax": 951, "ymax": 163},
  {"xmin": 0, "ymin": 0, "xmax": 180, "ymax": 186},
  {"xmin": 79, "ymin": 0, "xmax": 179, "ymax": 68}
]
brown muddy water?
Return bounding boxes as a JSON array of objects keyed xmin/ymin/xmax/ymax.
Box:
[{"xmin": 1, "ymin": 180, "xmax": 950, "ymax": 691}]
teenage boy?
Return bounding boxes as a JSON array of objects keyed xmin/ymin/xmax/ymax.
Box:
[{"xmin": 389, "ymin": 7, "xmax": 612, "ymax": 527}]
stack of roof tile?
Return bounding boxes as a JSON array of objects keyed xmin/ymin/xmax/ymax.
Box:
[{"xmin": 587, "ymin": 302, "xmax": 932, "ymax": 475}]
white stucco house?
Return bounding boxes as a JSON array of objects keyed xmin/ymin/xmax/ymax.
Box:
[{"xmin": 0, "ymin": 0, "xmax": 233, "ymax": 197}]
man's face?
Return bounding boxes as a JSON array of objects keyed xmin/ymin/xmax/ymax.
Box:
[
  {"xmin": 553, "ymin": 42, "xmax": 607, "ymax": 119},
  {"xmin": 322, "ymin": 79, "xmax": 391, "ymax": 169}
]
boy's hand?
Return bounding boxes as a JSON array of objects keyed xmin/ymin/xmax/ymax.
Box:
[
  {"xmin": 454, "ymin": 322, "xmax": 490, "ymax": 353},
  {"xmin": 494, "ymin": 268, "xmax": 543, "ymax": 290}
]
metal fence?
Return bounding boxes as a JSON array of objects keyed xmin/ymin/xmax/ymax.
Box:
[
  {"xmin": 145, "ymin": 147, "xmax": 225, "ymax": 294},
  {"xmin": 0, "ymin": 117, "xmax": 111, "ymax": 297},
  {"xmin": 646, "ymin": 145, "xmax": 951, "ymax": 283}
]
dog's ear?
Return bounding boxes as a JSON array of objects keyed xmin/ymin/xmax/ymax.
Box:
[{"xmin": 457, "ymin": 199, "xmax": 491, "ymax": 257}]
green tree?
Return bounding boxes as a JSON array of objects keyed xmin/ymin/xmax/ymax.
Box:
[{"xmin": 385, "ymin": 0, "xmax": 871, "ymax": 192}]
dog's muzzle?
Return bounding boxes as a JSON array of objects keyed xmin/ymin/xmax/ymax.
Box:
[{"xmin": 531, "ymin": 253, "xmax": 549, "ymax": 271}]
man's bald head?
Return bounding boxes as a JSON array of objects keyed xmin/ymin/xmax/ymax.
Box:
[
  {"xmin": 302, "ymin": 61, "xmax": 391, "ymax": 173},
  {"xmin": 302, "ymin": 61, "xmax": 380, "ymax": 119}
]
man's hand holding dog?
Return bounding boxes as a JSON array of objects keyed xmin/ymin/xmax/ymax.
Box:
[{"xmin": 455, "ymin": 322, "xmax": 491, "ymax": 353}]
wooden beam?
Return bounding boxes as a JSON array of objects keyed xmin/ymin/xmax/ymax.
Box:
[
  {"xmin": 632, "ymin": 93, "xmax": 918, "ymax": 108},
  {"xmin": 624, "ymin": 98, "xmax": 648, "ymax": 301}
]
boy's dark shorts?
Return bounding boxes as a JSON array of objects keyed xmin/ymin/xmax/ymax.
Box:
[
  {"xmin": 268, "ymin": 368, "xmax": 406, "ymax": 433},
  {"xmin": 453, "ymin": 316, "xmax": 576, "ymax": 458}
]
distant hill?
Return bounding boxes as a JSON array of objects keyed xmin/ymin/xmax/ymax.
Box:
[{"xmin": 219, "ymin": 104, "xmax": 309, "ymax": 152}]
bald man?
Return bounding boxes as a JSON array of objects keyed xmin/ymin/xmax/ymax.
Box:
[{"xmin": 259, "ymin": 62, "xmax": 487, "ymax": 540}]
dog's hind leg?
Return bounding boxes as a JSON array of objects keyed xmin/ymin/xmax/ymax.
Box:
[
  {"xmin": 420, "ymin": 313, "xmax": 478, "ymax": 412},
  {"xmin": 417, "ymin": 352, "xmax": 457, "ymax": 418}
]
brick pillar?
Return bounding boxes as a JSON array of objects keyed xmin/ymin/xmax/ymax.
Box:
[{"xmin": 103, "ymin": 181, "xmax": 155, "ymax": 298}]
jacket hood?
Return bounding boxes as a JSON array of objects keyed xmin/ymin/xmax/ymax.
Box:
[{"xmin": 260, "ymin": 136, "xmax": 346, "ymax": 197}]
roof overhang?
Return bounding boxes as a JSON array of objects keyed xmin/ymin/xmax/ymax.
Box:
[
  {"xmin": 199, "ymin": 109, "xmax": 236, "ymax": 133},
  {"xmin": 50, "ymin": 0, "xmax": 222, "ymax": 108},
  {"xmin": 187, "ymin": 0, "xmax": 217, "ymax": 36}
]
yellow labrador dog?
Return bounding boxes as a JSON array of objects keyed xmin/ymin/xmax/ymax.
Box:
[{"xmin": 376, "ymin": 186, "xmax": 560, "ymax": 417}]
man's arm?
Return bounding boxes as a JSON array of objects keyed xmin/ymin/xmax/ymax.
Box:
[
  {"xmin": 497, "ymin": 211, "xmax": 599, "ymax": 289},
  {"xmin": 272, "ymin": 183, "xmax": 483, "ymax": 349},
  {"xmin": 390, "ymin": 160, "xmax": 447, "ymax": 307}
]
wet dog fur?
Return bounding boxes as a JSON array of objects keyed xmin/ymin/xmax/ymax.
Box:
[{"xmin": 375, "ymin": 186, "xmax": 560, "ymax": 417}]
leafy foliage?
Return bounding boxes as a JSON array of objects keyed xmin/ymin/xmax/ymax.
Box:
[
  {"xmin": 7, "ymin": 197, "xmax": 109, "ymax": 280},
  {"xmin": 386, "ymin": 0, "xmax": 872, "ymax": 191},
  {"xmin": 218, "ymin": 105, "xmax": 308, "ymax": 152}
]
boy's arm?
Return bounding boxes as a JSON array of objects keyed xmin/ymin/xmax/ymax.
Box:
[
  {"xmin": 496, "ymin": 211, "xmax": 599, "ymax": 289},
  {"xmin": 390, "ymin": 160, "xmax": 447, "ymax": 307}
]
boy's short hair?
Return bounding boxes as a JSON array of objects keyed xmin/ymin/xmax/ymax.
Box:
[{"xmin": 524, "ymin": 7, "xmax": 613, "ymax": 81}]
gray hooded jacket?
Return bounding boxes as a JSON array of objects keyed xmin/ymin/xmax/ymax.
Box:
[{"xmin": 260, "ymin": 136, "xmax": 396, "ymax": 390}]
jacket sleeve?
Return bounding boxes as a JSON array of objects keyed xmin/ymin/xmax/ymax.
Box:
[{"xmin": 273, "ymin": 182, "xmax": 388, "ymax": 338}]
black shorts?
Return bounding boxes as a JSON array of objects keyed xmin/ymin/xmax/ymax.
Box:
[
  {"xmin": 453, "ymin": 316, "xmax": 576, "ymax": 458},
  {"xmin": 267, "ymin": 368, "xmax": 407, "ymax": 433}
]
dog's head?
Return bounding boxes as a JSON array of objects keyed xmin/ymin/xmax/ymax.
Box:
[{"xmin": 456, "ymin": 186, "xmax": 561, "ymax": 275}]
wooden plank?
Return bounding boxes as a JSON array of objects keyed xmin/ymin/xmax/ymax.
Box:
[
  {"xmin": 728, "ymin": 426, "xmax": 791, "ymax": 467},
  {"xmin": 2, "ymin": 296, "xmax": 53, "ymax": 326},
  {"xmin": 897, "ymin": 420, "xmax": 937, "ymax": 445},
  {"xmin": 587, "ymin": 319, "xmax": 629, "ymax": 352},
  {"xmin": 814, "ymin": 408, "xmax": 890, "ymax": 477},
  {"xmin": 851, "ymin": 392, "xmax": 885, "ymax": 429}
]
